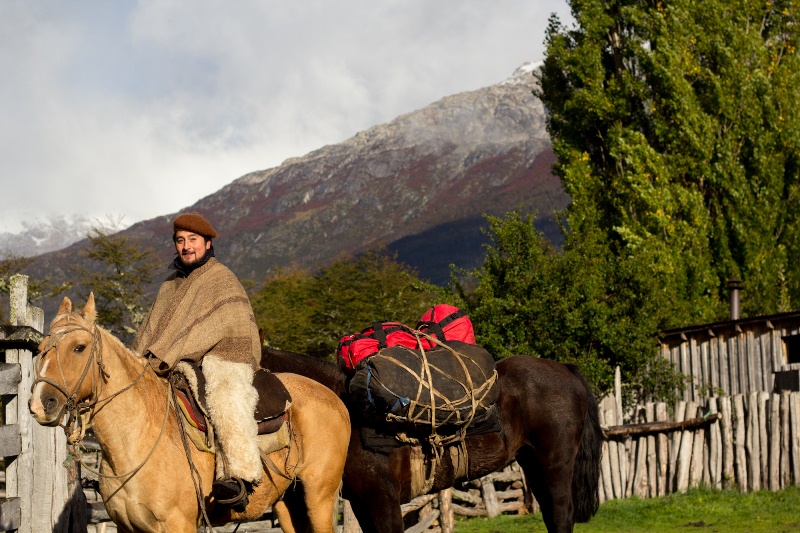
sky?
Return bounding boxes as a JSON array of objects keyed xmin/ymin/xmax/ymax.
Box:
[{"xmin": 0, "ymin": 1, "xmax": 573, "ymax": 235}]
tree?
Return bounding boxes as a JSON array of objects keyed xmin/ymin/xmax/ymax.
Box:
[
  {"xmin": 250, "ymin": 265, "xmax": 316, "ymax": 352},
  {"xmin": 251, "ymin": 248, "xmax": 454, "ymax": 360},
  {"xmin": 71, "ymin": 218, "xmax": 158, "ymax": 343},
  {"xmin": 0, "ymin": 253, "xmax": 67, "ymax": 324},
  {"xmin": 459, "ymin": 210, "xmax": 682, "ymax": 402},
  {"xmin": 537, "ymin": 0, "xmax": 800, "ymax": 325}
]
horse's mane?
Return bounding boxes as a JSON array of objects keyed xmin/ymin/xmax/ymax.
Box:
[{"xmin": 260, "ymin": 347, "xmax": 348, "ymax": 397}]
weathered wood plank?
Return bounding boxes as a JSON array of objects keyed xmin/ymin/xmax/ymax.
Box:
[
  {"xmin": 746, "ymin": 331, "xmax": 758, "ymax": 394},
  {"xmin": 0, "ymin": 325, "xmax": 43, "ymax": 350},
  {"xmin": 451, "ymin": 503, "xmax": 486, "ymax": 517},
  {"xmin": 655, "ymin": 403, "xmax": 668, "ymax": 497},
  {"xmin": 700, "ymin": 342, "xmax": 709, "ymax": 398},
  {"xmin": 718, "ymin": 336, "xmax": 729, "ymax": 396},
  {"xmin": 676, "ymin": 401, "xmax": 698, "ymax": 492},
  {"xmin": 708, "ymin": 398, "xmax": 719, "ymax": 488},
  {"xmin": 451, "ymin": 488, "xmax": 482, "ymax": 506},
  {"xmin": 0, "ymin": 498, "xmax": 21, "ymax": 531},
  {"xmin": 632, "ymin": 435, "xmax": 648, "ymax": 498},
  {"xmin": 689, "ymin": 405, "xmax": 705, "ymax": 488},
  {"xmin": 738, "ymin": 335, "xmax": 749, "ymax": 395},
  {"xmin": 680, "ymin": 341, "xmax": 691, "ymax": 401},
  {"xmin": 668, "ymin": 401, "xmax": 686, "ymax": 493},
  {"xmin": 690, "ymin": 337, "xmax": 700, "ymax": 401},
  {"xmin": 773, "ymin": 329, "xmax": 784, "ymax": 373},
  {"xmin": 645, "ymin": 403, "xmax": 657, "ymax": 498},
  {"xmin": 401, "ymin": 494, "xmax": 437, "ymax": 515},
  {"xmin": 709, "ymin": 336, "xmax": 719, "ymax": 394},
  {"xmin": 728, "ymin": 336, "xmax": 739, "ymax": 395},
  {"xmin": 719, "ymin": 396, "xmax": 734, "ymax": 489},
  {"xmin": 342, "ymin": 498, "xmax": 362, "ymax": 533},
  {"xmin": 746, "ymin": 391, "xmax": 761, "ymax": 491},
  {"xmin": 758, "ymin": 392, "xmax": 769, "ymax": 488},
  {"xmin": 769, "ymin": 393, "xmax": 781, "ymax": 491},
  {"xmin": 404, "ymin": 509, "xmax": 439, "ymax": 533},
  {"xmin": 438, "ymin": 489, "xmax": 453, "ymax": 533},
  {"xmin": 732, "ymin": 394, "xmax": 748, "ymax": 492},
  {"xmin": 604, "ymin": 413, "xmax": 721, "ymax": 438},
  {"xmin": 791, "ymin": 393, "xmax": 800, "ymax": 486},
  {"xmin": 0, "ymin": 424, "xmax": 21, "ymax": 457},
  {"xmin": 598, "ymin": 405, "xmax": 614, "ymax": 501},
  {"xmin": 481, "ymin": 475, "xmax": 501, "ymax": 518},
  {"xmin": 760, "ymin": 330, "xmax": 772, "ymax": 391},
  {"xmin": 604, "ymin": 401, "xmax": 622, "ymax": 498},
  {"xmin": 0, "ymin": 363, "xmax": 21, "ymax": 395},
  {"xmin": 780, "ymin": 391, "xmax": 791, "ymax": 489}
]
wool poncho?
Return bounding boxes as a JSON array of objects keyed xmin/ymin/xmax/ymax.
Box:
[{"xmin": 133, "ymin": 257, "xmax": 260, "ymax": 374}]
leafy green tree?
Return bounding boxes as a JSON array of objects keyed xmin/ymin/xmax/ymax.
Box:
[
  {"xmin": 250, "ymin": 265, "xmax": 316, "ymax": 352},
  {"xmin": 459, "ymin": 210, "xmax": 683, "ymax": 402},
  {"xmin": 71, "ymin": 219, "xmax": 158, "ymax": 343},
  {"xmin": 251, "ymin": 248, "xmax": 455, "ymax": 360},
  {"xmin": 537, "ymin": 0, "xmax": 800, "ymax": 325}
]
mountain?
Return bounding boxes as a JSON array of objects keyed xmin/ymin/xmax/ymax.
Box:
[
  {"xmin": 0, "ymin": 215, "xmax": 102, "ymax": 258},
  {"xmin": 21, "ymin": 62, "xmax": 569, "ymax": 315}
]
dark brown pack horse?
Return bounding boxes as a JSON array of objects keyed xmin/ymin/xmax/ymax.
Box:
[
  {"xmin": 262, "ymin": 346, "xmax": 603, "ymax": 533},
  {"xmin": 29, "ymin": 295, "xmax": 351, "ymax": 533}
]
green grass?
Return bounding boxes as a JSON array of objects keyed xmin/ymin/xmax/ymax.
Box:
[{"xmin": 454, "ymin": 487, "xmax": 800, "ymax": 533}]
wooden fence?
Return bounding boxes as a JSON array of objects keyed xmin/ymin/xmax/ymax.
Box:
[
  {"xmin": 342, "ymin": 462, "xmax": 533, "ymax": 533},
  {"xmin": 0, "ymin": 275, "xmax": 86, "ymax": 532},
  {"xmin": 597, "ymin": 390, "xmax": 800, "ymax": 500}
]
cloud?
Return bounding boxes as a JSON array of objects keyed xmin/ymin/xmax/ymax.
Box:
[{"xmin": 0, "ymin": 0, "xmax": 572, "ymax": 234}]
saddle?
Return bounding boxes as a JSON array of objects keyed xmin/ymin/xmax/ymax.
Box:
[{"xmin": 170, "ymin": 362, "xmax": 292, "ymax": 453}]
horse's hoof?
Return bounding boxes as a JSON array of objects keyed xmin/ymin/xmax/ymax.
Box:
[{"xmin": 212, "ymin": 478, "xmax": 249, "ymax": 512}]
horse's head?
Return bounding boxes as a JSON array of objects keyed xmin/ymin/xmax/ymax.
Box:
[{"xmin": 29, "ymin": 294, "xmax": 101, "ymax": 427}]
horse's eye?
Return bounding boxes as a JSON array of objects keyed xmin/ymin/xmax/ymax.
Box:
[{"xmin": 74, "ymin": 344, "xmax": 86, "ymax": 354}]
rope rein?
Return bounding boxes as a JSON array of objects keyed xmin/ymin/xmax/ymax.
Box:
[{"xmin": 171, "ymin": 383, "xmax": 215, "ymax": 532}]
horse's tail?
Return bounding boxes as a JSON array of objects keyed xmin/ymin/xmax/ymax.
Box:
[{"xmin": 567, "ymin": 365, "xmax": 603, "ymax": 522}]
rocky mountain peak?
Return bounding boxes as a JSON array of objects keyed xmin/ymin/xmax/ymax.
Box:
[{"xmin": 20, "ymin": 63, "xmax": 568, "ymax": 317}]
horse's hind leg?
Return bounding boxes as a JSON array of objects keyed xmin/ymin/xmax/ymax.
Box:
[
  {"xmin": 516, "ymin": 445, "xmax": 575, "ymax": 533},
  {"xmin": 299, "ymin": 474, "xmax": 340, "ymax": 533},
  {"xmin": 273, "ymin": 484, "xmax": 309, "ymax": 533}
]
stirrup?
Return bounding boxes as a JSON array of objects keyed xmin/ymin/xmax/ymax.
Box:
[{"xmin": 212, "ymin": 477, "xmax": 249, "ymax": 512}]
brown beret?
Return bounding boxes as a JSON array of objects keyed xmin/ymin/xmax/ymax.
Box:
[{"xmin": 173, "ymin": 212, "xmax": 218, "ymax": 239}]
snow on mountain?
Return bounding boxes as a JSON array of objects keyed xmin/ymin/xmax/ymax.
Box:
[{"xmin": 0, "ymin": 214, "xmax": 129, "ymax": 258}]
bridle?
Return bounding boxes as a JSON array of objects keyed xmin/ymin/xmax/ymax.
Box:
[
  {"xmin": 32, "ymin": 320, "xmax": 171, "ymax": 491},
  {"xmin": 33, "ymin": 321, "xmax": 150, "ymax": 444}
]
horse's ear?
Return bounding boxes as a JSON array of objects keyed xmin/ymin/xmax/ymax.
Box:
[
  {"xmin": 82, "ymin": 293, "xmax": 97, "ymax": 323},
  {"xmin": 57, "ymin": 296, "xmax": 73, "ymax": 315}
]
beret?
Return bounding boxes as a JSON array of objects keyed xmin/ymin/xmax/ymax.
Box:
[{"xmin": 173, "ymin": 212, "xmax": 218, "ymax": 239}]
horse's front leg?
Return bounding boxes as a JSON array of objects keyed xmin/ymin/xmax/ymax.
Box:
[{"xmin": 342, "ymin": 442, "xmax": 405, "ymax": 533}]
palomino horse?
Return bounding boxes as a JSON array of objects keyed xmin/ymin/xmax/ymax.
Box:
[
  {"xmin": 262, "ymin": 347, "xmax": 603, "ymax": 533},
  {"xmin": 29, "ymin": 295, "xmax": 350, "ymax": 533}
]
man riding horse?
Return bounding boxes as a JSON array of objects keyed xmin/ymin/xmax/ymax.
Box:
[{"xmin": 132, "ymin": 212, "xmax": 261, "ymax": 511}]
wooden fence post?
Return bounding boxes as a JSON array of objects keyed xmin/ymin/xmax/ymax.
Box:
[
  {"xmin": 3, "ymin": 275, "xmax": 86, "ymax": 533},
  {"xmin": 438, "ymin": 488, "xmax": 453, "ymax": 533},
  {"xmin": 342, "ymin": 499, "xmax": 362, "ymax": 533},
  {"xmin": 732, "ymin": 394, "xmax": 748, "ymax": 492}
]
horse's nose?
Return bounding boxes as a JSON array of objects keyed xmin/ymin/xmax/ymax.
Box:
[{"xmin": 30, "ymin": 392, "xmax": 60, "ymax": 417}]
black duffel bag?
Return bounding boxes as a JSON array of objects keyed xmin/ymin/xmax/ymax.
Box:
[{"xmin": 348, "ymin": 340, "xmax": 498, "ymax": 431}]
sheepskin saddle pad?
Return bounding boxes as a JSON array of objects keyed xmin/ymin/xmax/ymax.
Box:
[{"xmin": 170, "ymin": 361, "xmax": 292, "ymax": 436}]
